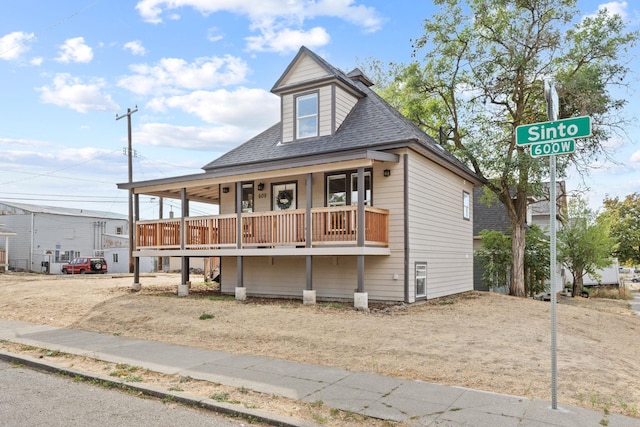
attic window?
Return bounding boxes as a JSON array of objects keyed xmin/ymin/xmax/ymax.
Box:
[{"xmin": 296, "ymin": 92, "xmax": 318, "ymax": 139}]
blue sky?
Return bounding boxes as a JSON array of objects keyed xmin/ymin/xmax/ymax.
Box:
[{"xmin": 0, "ymin": 0, "xmax": 638, "ymax": 219}]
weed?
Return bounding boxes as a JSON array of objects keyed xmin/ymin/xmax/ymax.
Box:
[
  {"xmin": 163, "ymin": 395, "xmax": 176, "ymax": 403},
  {"xmin": 310, "ymin": 399, "xmax": 324, "ymax": 408},
  {"xmin": 599, "ymin": 417, "xmax": 609, "ymax": 426},
  {"xmin": 439, "ymin": 301, "xmax": 454, "ymax": 306},
  {"xmin": 45, "ymin": 349, "xmax": 63, "ymax": 357},
  {"xmin": 210, "ymin": 392, "xmax": 230, "ymax": 402},
  {"xmin": 168, "ymin": 386, "xmax": 183, "ymax": 392},
  {"xmin": 210, "ymin": 392, "xmax": 240, "ymax": 404},
  {"xmin": 199, "ymin": 312, "xmax": 214, "ymax": 320},
  {"xmin": 123, "ymin": 374, "xmax": 143, "ymax": 383},
  {"xmin": 179, "ymin": 375, "xmax": 192, "ymax": 383},
  {"xmin": 238, "ymin": 386, "xmax": 250, "ymax": 394}
]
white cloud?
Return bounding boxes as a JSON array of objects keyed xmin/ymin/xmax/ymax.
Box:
[
  {"xmin": 246, "ymin": 26, "xmax": 330, "ymax": 53},
  {"xmin": 584, "ymin": 1, "xmax": 628, "ymax": 20},
  {"xmin": 630, "ymin": 150, "xmax": 640, "ymax": 163},
  {"xmin": 56, "ymin": 37, "xmax": 93, "ymax": 63},
  {"xmin": 0, "ymin": 31, "xmax": 35, "ymax": 61},
  {"xmin": 207, "ymin": 27, "xmax": 224, "ymax": 43},
  {"xmin": 124, "ymin": 40, "xmax": 146, "ymax": 56},
  {"xmin": 134, "ymin": 122, "xmax": 257, "ymax": 151},
  {"xmin": 38, "ymin": 73, "xmax": 119, "ymax": 113},
  {"xmin": 134, "ymin": 0, "xmax": 382, "ymax": 52},
  {"xmin": 147, "ymin": 87, "xmax": 280, "ymax": 127},
  {"xmin": 118, "ymin": 55, "xmax": 249, "ymax": 95}
]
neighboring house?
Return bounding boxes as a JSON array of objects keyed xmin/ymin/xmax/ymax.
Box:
[
  {"xmin": 0, "ymin": 224, "xmax": 16, "ymax": 272},
  {"xmin": 473, "ymin": 182, "xmax": 567, "ymax": 292},
  {"xmin": 118, "ymin": 46, "xmax": 483, "ymax": 307},
  {"xmin": 0, "ymin": 201, "xmax": 151, "ymax": 274}
]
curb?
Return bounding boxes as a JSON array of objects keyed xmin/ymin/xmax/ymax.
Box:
[{"xmin": 0, "ymin": 350, "xmax": 320, "ymax": 427}]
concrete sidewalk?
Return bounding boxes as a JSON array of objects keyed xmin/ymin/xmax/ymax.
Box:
[{"xmin": 0, "ymin": 319, "xmax": 637, "ymax": 426}]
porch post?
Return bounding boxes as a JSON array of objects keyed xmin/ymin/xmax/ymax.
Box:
[
  {"xmin": 235, "ymin": 182, "xmax": 246, "ymax": 300},
  {"xmin": 132, "ymin": 193, "xmax": 141, "ymax": 290},
  {"xmin": 178, "ymin": 188, "xmax": 190, "ymax": 296},
  {"xmin": 303, "ymin": 173, "xmax": 316, "ymax": 304},
  {"xmin": 354, "ymin": 167, "xmax": 368, "ymax": 310}
]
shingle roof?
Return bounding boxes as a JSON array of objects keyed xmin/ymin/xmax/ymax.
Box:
[{"xmin": 202, "ymin": 48, "xmax": 477, "ymax": 182}]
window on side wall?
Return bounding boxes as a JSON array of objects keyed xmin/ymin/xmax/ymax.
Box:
[
  {"xmin": 296, "ymin": 93, "xmax": 318, "ymax": 139},
  {"xmin": 416, "ymin": 262, "xmax": 427, "ymax": 298},
  {"xmin": 463, "ymin": 191, "xmax": 470, "ymax": 220}
]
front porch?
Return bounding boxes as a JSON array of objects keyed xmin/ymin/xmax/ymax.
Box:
[{"xmin": 135, "ymin": 205, "xmax": 389, "ymax": 257}]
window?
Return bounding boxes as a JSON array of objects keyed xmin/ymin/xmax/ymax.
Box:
[
  {"xmin": 326, "ymin": 170, "xmax": 372, "ymax": 207},
  {"xmin": 416, "ymin": 263, "xmax": 427, "ymax": 298},
  {"xmin": 115, "ymin": 226, "xmax": 123, "ymax": 235},
  {"xmin": 296, "ymin": 93, "xmax": 318, "ymax": 139},
  {"xmin": 242, "ymin": 183, "xmax": 254, "ymax": 213},
  {"xmin": 113, "ymin": 253, "xmax": 119, "ymax": 263},
  {"xmin": 463, "ymin": 191, "xmax": 470, "ymax": 220}
]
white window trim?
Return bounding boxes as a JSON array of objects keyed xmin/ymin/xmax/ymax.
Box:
[
  {"xmin": 463, "ymin": 191, "xmax": 470, "ymax": 220},
  {"xmin": 416, "ymin": 262, "xmax": 427, "ymax": 298},
  {"xmin": 296, "ymin": 92, "xmax": 318, "ymax": 139}
]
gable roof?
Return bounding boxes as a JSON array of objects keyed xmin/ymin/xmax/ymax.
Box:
[
  {"xmin": 203, "ymin": 47, "xmax": 480, "ymax": 184},
  {"xmin": 271, "ymin": 46, "xmax": 365, "ymax": 96}
]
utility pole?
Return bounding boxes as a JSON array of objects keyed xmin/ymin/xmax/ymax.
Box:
[{"xmin": 116, "ymin": 107, "xmax": 138, "ymax": 277}]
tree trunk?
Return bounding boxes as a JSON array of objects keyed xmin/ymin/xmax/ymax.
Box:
[
  {"xmin": 510, "ymin": 221, "xmax": 526, "ymax": 297},
  {"xmin": 572, "ymin": 273, "xmax": 584, "ymax": 298}
]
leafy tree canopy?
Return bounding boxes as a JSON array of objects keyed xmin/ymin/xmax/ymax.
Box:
[{"xmin": 600, "ymin": 193, "xmax": 640, "ymax": 265}]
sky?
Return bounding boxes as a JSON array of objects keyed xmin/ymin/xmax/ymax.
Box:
[{"xmin": 0, "ymin": 0, "xmax": 638, "ymax": 220}]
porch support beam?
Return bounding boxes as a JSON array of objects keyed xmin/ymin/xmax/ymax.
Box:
[
  {"xmin": 133, "ymin": 193, "xmax": 140, "ymax": 288},
  {"xmin": 179, "ymin": 188, "xmax": 190, "ymax": 296}
]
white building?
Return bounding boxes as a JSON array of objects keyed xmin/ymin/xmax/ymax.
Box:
[{"xmin": 0, "ymin": 201, "xmax": 153, "ymax": 274}]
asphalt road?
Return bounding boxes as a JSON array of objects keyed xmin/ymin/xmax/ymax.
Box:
[{"xmin": 0, "ymin": 360, "xmax": 252, "ymax": 427}]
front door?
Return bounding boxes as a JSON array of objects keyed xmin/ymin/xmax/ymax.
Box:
[{"xmin": 272, "ymin": 182, "xmax": 297, "ymax": 211}]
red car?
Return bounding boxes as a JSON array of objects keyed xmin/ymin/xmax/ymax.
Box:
[{"xmin": 61, "ymin": 257, "xmax": 108, "ymax": 274}]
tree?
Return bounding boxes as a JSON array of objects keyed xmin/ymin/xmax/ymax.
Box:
[
  {"xmin": 367, "ymin": 0, "xmax": 637, "ymax": 296},
  {"xmin": 600, "ymin": 193, "xmax": 640, "ymax": 265},
  {"xmin": 557, "ymin": 198, "xmax": 615, "ymax": 296},
  {"xmin": 476, "ymin": 225, "xmax": 549, "ymax": 296}
]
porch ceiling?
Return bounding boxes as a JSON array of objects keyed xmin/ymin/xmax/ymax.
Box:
[{"xmin": 123, "ymin": 150, "xmax": 399, "ymax": 205}]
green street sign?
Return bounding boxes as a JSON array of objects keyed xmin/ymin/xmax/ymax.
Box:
[
  {"xmin": 530, "ymin": 140, "xmax": 575, "ymax": 158},
  {"xmin": 516, "ymin": 116, "xmax": 591, "ymax": 146}
]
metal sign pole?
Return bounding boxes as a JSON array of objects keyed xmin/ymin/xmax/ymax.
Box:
[{"xmin": 545, "ymin": 80, "xmax": 558, "ymax": 410}]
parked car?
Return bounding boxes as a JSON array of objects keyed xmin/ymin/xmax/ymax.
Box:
[
  {"xmin": 61, "ymin": 257, "xmax": 107, "ymax": 274},
  {"xmin": 632, "ymin": 277, "xmax": 640, "ymax": 283}
]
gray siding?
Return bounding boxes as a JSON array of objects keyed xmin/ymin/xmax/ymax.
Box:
[{"xmin": 406, "ymin": 153, "xmax": 474, "ymax": 300}]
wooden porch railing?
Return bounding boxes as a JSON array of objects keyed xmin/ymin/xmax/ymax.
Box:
[
  {"xmin": 0, "ymin": 249, "xmax": 6, "ymax": 265},
  {"xmin": 136, "ymin": 206, "xmax": 389, "ymax": 250}
]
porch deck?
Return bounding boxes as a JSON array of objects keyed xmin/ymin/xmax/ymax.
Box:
[{"xmin": 136, "ymin": 206, "xmax": 389, "ymax": 251}]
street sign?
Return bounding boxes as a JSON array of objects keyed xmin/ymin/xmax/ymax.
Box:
[
  {"xmin": 516, "ymin": 116, "xmax": 591, "ymax": 146},
  {"xmin": 530, "ymin": 139, "xmax": 575, "ymax": 158}
]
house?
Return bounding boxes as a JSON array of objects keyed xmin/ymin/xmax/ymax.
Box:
[
  {"xmin": 0, "ymin": 224, "xmax": 16, "ymax": 272},
  {"xmin": 118, "ymin": 46, "xmax": 482, "ymax": 307},
  {"xmin": 472, "ymin": 182, "xmax": 567, "ymax": 292},
  {"xmin": 0, "ymin": 201, "xmax": 152, "ymax": 274}
]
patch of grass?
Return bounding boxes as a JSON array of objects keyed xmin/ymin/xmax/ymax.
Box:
[
  {"xmin": 178, "ymin": 375, "xmax": 192, "ymax": 383},
  {"xmin": 163, "ymin": 395, "xmax": 176, "ymax": 403},
  {"xmin": 199, "ymin": 312, "xmax": 214, "ymax": 320},
  {"xmin": 208, "ymin": 295, "xmax": 235, "ymax": 301},
  {"xmin": 238, "ymin": 386, "xmax": 250, "ymax": 394},
  {"xmin": 210, "ymin": 392, "xmax": 240, "ymax": 404},
  {"xmin": 588, "ymin": 286, "xmax": 633, "ymax": 300},
  {"xmin": 168, "ymin": 386, "xmax": 183, "ymax": 392},
  {"xmin": 321, "ymin": 302, "xmax": 347, "ymax": 309},
  {"xmin": 45, "ymin": 349, "xmax": 64, "ymax": 357}
]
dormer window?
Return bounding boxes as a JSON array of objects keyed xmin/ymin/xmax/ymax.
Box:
[{"xmin": 296, "ymin": 92, "xmax": 318, "ymax": 139}]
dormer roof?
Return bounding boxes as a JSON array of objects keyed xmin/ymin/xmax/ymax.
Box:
[{"xmin": 271, "ymin": 46, "xmax": 366, "ymax": 98}]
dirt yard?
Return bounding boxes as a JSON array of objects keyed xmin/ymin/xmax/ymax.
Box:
[{"xmin": 1, "ymin": 272, "xmax": 639, "ymax": 423}]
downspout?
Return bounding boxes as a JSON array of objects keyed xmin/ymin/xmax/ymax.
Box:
[{"xmin": 403, "ymin": 154, "xmax": 410, "ymax": 303}]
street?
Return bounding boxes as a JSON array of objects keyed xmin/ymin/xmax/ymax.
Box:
[{"xmin": 0, "ymin": 360, "xmax": 252, "ymax": 427}]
